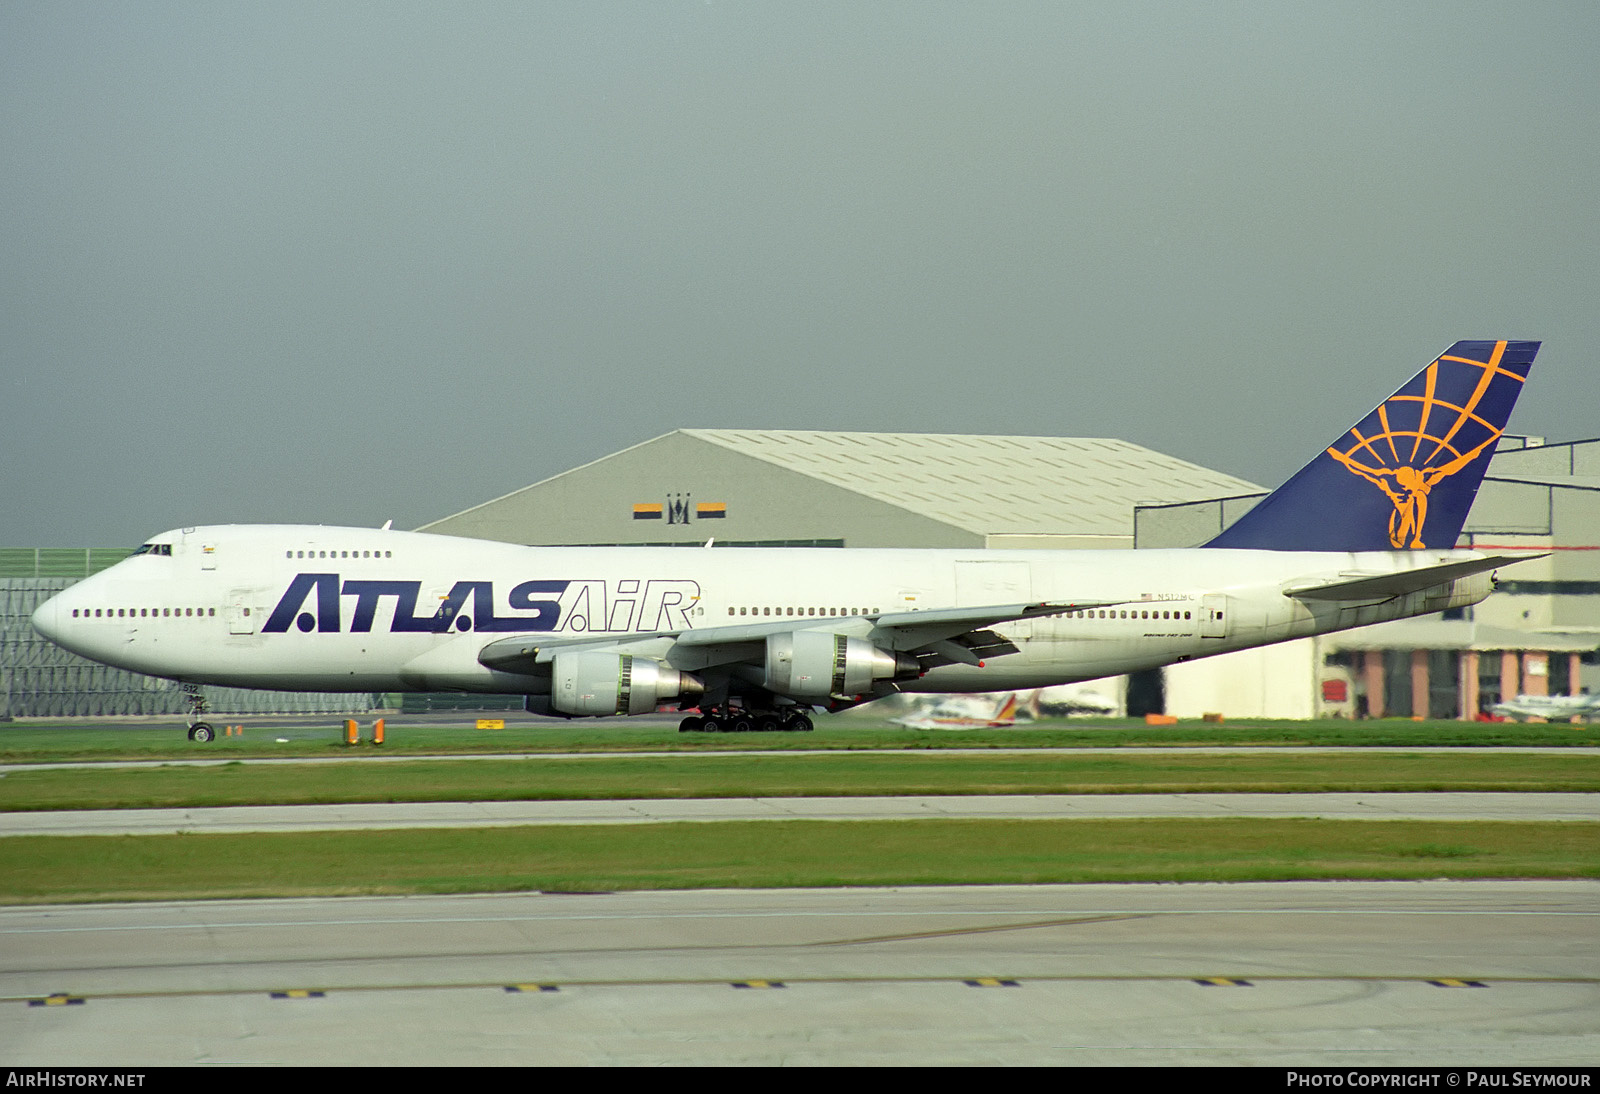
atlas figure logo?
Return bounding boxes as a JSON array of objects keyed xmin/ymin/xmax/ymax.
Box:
[
  {"xmin": 263, "ymin": 575, "xmax": 701, "ymax": 635},
  {"xmin": 1324, "ymin": 341, "xmax": 1526, "ymax": 549}
]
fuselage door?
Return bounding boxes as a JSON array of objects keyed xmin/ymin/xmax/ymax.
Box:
[
  {"xmin": 226, "ymin": 589, "xmax": 259, "ymax": 635},
  {"xmin": 1200, "ymin": 594, "xmax": 1227, "ymax": 639}
]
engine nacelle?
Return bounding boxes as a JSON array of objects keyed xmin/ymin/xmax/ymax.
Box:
[
  {"xmin": 764, "ymin": 631, "xmax": 916, "ymax": 698},
  {"xmin": 550, "ymin": 651, "xmax": 704, "ymax": 716}
]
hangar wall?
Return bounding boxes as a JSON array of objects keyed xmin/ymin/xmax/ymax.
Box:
[
  {"xmin": 1164, "ymin": 637, "xmax": 1318, "ymax": 720},
  {"xmin": 421, "ymin": 431, "xmax": 980, "ymax": 548},
  {"xmin": 421, "ymin": 427, "xmax": 1262, "ymax": 551}
]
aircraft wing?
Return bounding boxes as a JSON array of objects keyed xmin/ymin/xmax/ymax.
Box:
[
  {"xmin": 862, "ymin": 601, "xmax": 1095, "ymax": 650},
  {"xmin": 476, "ymin": 599, "xmax": 1113, "ymax": 676},
  {"xmin": 1283, "ymin": 555, "xmax": 1537, "ymax": 603}
]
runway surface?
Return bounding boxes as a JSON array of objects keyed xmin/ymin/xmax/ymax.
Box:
[
  {"xmin": 2, "ymin": 791, "xmax": 1594, "ymax": 836},
  {"xmin": 5, "ymin": 742, "xmax": 1595, "ymax": 1064},
  {"xmin": 4, "ymin": 880, "xmax": 1596, "ymax": 1066}
]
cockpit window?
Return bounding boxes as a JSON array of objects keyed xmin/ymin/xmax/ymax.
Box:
[{"xmin": 131, "ymin": 543, "xmax": 173, "ymax": 557}]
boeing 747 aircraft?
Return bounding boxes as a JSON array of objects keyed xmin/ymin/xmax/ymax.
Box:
[{"xmin": 32, "ymin": 341, "xmax": 1540, "ymax": 739}]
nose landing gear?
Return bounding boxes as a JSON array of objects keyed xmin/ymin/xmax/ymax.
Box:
[{"xmin": 181, "ymin": 683, "xmax": 215, "ymax": 743}]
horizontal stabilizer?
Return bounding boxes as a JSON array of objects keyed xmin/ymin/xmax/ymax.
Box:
[{"xmin": 1284, "ymin": 555, "xmax": 1535, "ymax": 602}]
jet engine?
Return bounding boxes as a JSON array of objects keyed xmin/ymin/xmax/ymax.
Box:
[
  {"xmin": 764, "ymin": 631, "xmax": 918, "ymax": 698},
  {"xmin": 550, "ymin": 651, "xmax": 704, "ymax": 716}
]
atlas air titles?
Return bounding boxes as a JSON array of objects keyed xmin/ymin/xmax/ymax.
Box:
[{"xmin": 263, "ymin": 574, "xmax": 701, "ymax": 635}]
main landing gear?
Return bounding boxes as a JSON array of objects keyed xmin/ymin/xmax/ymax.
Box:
[
  {"xmin": 181, "ymin": 682, "xmax": 216, "ymax": 743},
  {"xmin": 679, "ymin": 708, "xmax": 814, "ymax": 733}
]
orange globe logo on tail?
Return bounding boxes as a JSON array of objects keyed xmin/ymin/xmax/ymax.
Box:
[{"xmin": 1324, "ymin": 341, "xmax": 1525, "ymax": 549}]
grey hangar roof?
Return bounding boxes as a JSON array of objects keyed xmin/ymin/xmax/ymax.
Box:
[{"xmin": 418, "ymin": 428, "xmax": 1263, "ymax": 550}]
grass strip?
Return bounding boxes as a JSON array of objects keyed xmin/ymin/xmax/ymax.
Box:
[
  {"xmin": 1, "ymin": 717, "xmax": 1593, "ymax": 762},
  {"xmin": 1, "ymin": 819, "xmax": 1595, "ymax": 903},
  {"xmin": 4, "ymin": 752, "xmax": 1599, "ymax": 811}
]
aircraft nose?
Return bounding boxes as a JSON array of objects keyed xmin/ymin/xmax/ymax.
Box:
[{"xmin": 30, "ymin": 595, "xmax": 62, "ymax": 644}]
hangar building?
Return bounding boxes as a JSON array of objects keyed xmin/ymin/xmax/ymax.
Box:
[{"xmin": 419, "ymin": 428, "xmax": 1261, "ymax": 551}]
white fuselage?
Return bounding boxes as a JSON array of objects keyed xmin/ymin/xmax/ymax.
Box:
[{"xmin": 31, "ymin": 524, "xmax": 1492, "ymax": 702}]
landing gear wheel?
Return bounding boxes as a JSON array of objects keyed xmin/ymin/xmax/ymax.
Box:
[
  {"xmin": 786, "ymin": 714, "xmax": 814, "ymax": 733},
  {"xmin": 700, "ymin": 715, "xmax": 724, "ymax": 733},
  {"xmin": 678, "ymin": 716, "xmax": 704, "ymax": 733},
  {"xmin": 180, "ymin": 683, "xmax": 211, "ymax": 741},
  {"xmin": 755, "ymin": 715, "xmax": 782, "ymax": 733},
  {"xmin": 728, "ymin": 715, "xmax": 754, "ymax": 733}
]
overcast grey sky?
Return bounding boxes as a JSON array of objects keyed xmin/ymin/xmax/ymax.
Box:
[{"xmin": 4, "ymin": 2, "xmax": 1596, "ymax": 546}]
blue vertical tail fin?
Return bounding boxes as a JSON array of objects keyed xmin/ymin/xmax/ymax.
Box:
[{"xmin": 1204, "ymin": 340, "xmax": 1539, "ymax": 552}]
